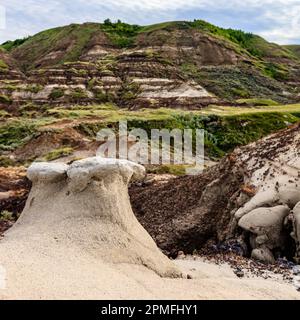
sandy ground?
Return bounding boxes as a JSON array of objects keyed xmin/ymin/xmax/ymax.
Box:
[{"xmin": 0, "ymin": 241, "xmax": 299, "ymax": 300}]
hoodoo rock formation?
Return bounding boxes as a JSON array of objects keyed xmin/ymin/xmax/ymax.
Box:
[{"xmin": 0, "ymin": 157, "xmax": 182, "ymax": 299}]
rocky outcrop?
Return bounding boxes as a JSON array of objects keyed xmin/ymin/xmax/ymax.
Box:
[
  {"xmin": 0, "ymin": 51, "xmax": 24, "ymax": 82},
  {"xmin": 0, "ymin": 51, "xmax": 217, "ymax": 109},
  {"xmin": 135, "ymin": 29, "xmax": 245, "ymax": 66},
  {"xmin": 130, "ymin": 123, "xmax": 300, "ymax": 263}
]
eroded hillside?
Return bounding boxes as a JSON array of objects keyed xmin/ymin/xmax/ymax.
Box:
[{"xmin": 1, "ymin": 20, "xmax": 300, "ymax": 110}]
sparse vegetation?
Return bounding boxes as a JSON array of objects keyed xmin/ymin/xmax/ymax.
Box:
[
  {"xmin": 0, "ymin": 120, "xmax": 37, "ymax": 151},
  {"xmin": 0, "ymin": 94, "xmax": 12, "ymax": 104},
  {"xmin": 0, "ymin": 59, "xmax": 8, "ymax": 71},
  {"xmin": 69, "ymin": 88, "xmax": 89, "ymax": 102},
  {"xmin": 0, "ymin": 210, "xmax": 14, "ymax": 221},
  {"xmin": 49, "ymin": 88, "xmax": 65, "ymax": 100},
  {"xmin": 0, "ymin": 155, "xmax": 16, "ymax": 167},
  {"xmin": 24, "ymin": 84, "xmax": 43, "ymax": 93},
  {"xmin": 188, "ymin": 66, "xmax": 289, "ymax": 102},
  {"xmin": 1, "ymin": 36, "xmax": 31, "ymax": 51},
  {"xmin": 236, "ymin": 98, "xmax": 279, "ymax": 106},
  {"xmin": 147, "ymin": 164, "xmax": 191, "ymax": 176},
  {"xmin": 101, "ymin": 19, "xmax": 142, "ymax": 48},
  {"xmin": 44, "ymin": 147, "xmax": 74, "ymax": 161}
]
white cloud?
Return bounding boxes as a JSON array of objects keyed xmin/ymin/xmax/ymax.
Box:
[{"xmin": 0, "ymin": 0, "xmax": 299, "ymax": 44}]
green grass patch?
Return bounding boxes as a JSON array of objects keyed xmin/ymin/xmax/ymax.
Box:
[
  {"xmin": 3, "ymin": 104, "xmax": 300, "ymax": 159},
  {"xmin": 0, "ymin": 120, "xmax": 37, "ymax": 151},
  {"xmin": 44, "ymin": 147, "xmax": 74, "ymax": 161},
  {"xmin": 0, "ymin": 59, "xmax": 8, "ymax": 71},
  {"xmin": 147, "ymin": 164, "xmax": 191, "ymax": 176},
  {"xmin": 69, "ymin": 88, "xmax": 89, "ymax": 102},
  {"xmin": 236, "ymin": 98, "xmax": 279, "ymax": 106}
]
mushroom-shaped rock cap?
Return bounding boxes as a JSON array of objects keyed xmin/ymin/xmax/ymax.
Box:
[
  {"xmin": 66, "ymin": 157, "xmax": 145, "ymax": 192},
  {"xmin": 27, "ymin": 162, "xmax": 68, "ymax": 183},
  {"xmin": 27, "ymin": 157, "xmax": 145, "ymax": 188}
]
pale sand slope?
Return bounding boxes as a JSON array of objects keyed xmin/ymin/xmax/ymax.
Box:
[{"xmin": 0, "ymin": 246, "xmax": 299, "ymax": 300}]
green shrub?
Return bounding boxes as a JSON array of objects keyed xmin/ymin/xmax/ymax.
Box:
[
  {"xmin": 231, "ymin": 88, "xmax": 250, "ymax": 98},
  {"xmin": 69, "ymin": 88, "xmax": 89, "ymax": 102},
  {"xmin": 120, "ymin": 82, "xmax": 141, "ymax": 101},
  {"xmin": 49, "ymin": 88, "xmax": 65, "ymax": 100},
  {"xmin": 24, "ymin": 84, "xmax": 43, "ymax": 93},
  {"xmin": 0, "ymin": 120, "xmax": 37, "ymax": 151},
  {"xmin": 263, "ymin": 63, "xmax": 289, "ymax": 80},
  {"xmin": 101, "ymin": 19, "xmax": 142, "ymax": 48},
  {"xmin": 0, "ymin": 94, "xmax": 12, "ymax": 104},
  {"xmin": 0, "ymin": 210, "xmax": 14, "ymax": 221},
  {"xmin": 87, "ymin": 78, "xmax": 103, "ymax": 90},
  {"xmin": 1, "ymin": 36, "xmax": 31, "ymax": 51},
  {"xmin": 95, "ymin": 90, "xmax": 109, "ymax": 103}
]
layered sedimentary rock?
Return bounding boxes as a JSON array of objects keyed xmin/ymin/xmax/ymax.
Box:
[
  {"xmin": 0, "ymin": 51, "xmax": 217, "ymax": 109},
  {"xmin": 0, "ymin": 157, "xmax": 182, "ymax": 298},
  {"xmin": 0, "ymin": 51, "xmax": 24, "ymax": 82}
]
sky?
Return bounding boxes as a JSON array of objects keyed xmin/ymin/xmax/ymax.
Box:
[{"xmin": 0, "ymin": 0, "xmax": 299, "ymax": 45}]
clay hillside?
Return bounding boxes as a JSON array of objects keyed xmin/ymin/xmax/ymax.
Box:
[{"xmin": 1, "ymin": 20, "xmax": 300, "ymax": 109}]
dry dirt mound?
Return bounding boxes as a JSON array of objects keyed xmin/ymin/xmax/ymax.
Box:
[
  {"xmin": 130, "ymin": 123, "xmax": 300, "ymax": 261},
  {"xmin": 0, "ymin": 167, "xmax": 30, "ymax": 214},
  {"xmin": 130, "ymin": 156, "xmax": 244, "ymax": 257}
]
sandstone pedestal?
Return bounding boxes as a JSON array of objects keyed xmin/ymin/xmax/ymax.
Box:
[{"xmin": 0, "ymin": 157, "xmax": 182, "ymax": 299}]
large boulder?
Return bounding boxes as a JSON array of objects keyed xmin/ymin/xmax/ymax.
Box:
[
  {"xmin": 238, "ymin": 205, "xmax": 290, "ymax": 245},
  {"xmin": 292, "ymin": 202, "xmax": 300, "ymax": 263},
  {"xmin": 238, "ymin": 205, "xmax": 290, "ymax": 263}
]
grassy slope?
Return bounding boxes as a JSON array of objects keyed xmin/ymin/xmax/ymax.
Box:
[
  {"xmin": 284, "ymin": 45, "xmax": 300, "ymax": 59},
  {"xmin": 2, "ymin": 20, "xmax": 298, "ymax": 69},
  {"xmin": 1, "ymin": 104, "xmax": 300, "ymax": 161},
  {"xmin": 5, "ymin": 23, "xmax": 103, "ymax": 70}
]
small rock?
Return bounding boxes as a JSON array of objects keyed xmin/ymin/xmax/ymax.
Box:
[
  {"xmin": 293, "ymin": 265, "xmax": 300, "ymax": 275},
  {"xmin": 177, "ymin": 251, "xmax": 185, "ymax": 259},
  {"xmin": 234, "ymin": 269, "xmax": 245, "ymax": 278},
  {"xmin": 293, "ymin": 276, "xmax": 300, "ymax": 291}
]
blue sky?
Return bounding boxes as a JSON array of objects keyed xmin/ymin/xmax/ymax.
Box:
[{"xmin": 0, "ymin": 0, "xmax": 299, "ymax": 45}]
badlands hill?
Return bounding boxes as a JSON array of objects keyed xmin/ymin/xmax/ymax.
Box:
[{"xmin": 1, "ymin": 20, "xmax": 300, "ymax": 109}]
